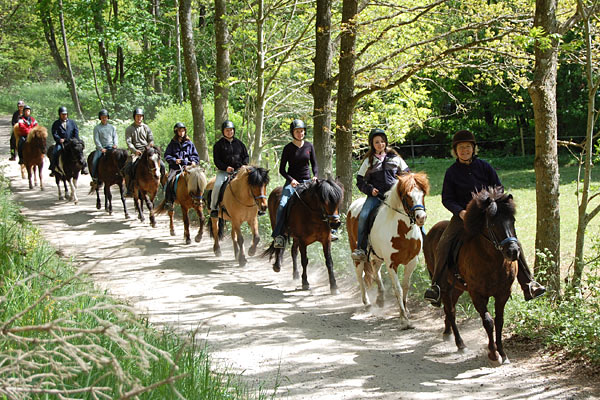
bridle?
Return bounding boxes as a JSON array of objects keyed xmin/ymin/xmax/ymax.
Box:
[
  {"xmin": 484, "ymin": 213, "xmax": 518, "ymax": 252},
  {"xmin": 227, "ymin": 169, "xmax": 267, "ymax": 209},
  {"xmin": 380, "ymin": 188, "xmax": 426, "ymax": 226},
  {"xmin": 293, "ymin": 181, "xmax": 340, "ymax": 228}
]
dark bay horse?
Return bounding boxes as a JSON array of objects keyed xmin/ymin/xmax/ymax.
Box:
[
  {"xmin": 206, "ymin": 165, "xmax": 269, "ymax": 266},
  {"xmin": 423, "ymin": 186, "xmax": 519, "ymax": 365},
  {"xmin": 264, "ymin": 179, "xmax": 343, "ymax": 294},
  {"xmin": 48, "ymin": 138, "xmax": 86, "ymax": 204},
  {"xmin": 87, "ymin": 149, "xmax": 129, "ymax": 218},
  {"xmin": 155, "ymin": 165, "xmax": 207, "ymax": 244},
  {"xmin": 131, "ymin": 145, "xmax": 162, "ymax": 227},
  {"xmin": 347, "ymin": 172, "xmax": 429, "ymax": 329},
  {"xmin": 19, "ymin": 125, "xmax": 47, "ymax": 191}
]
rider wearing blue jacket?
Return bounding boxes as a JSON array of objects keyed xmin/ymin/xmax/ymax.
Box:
[
  {"xmin": 50, "ymin": 106, "xmax": 87, "ymax": 176},
  {"xmin": 163, "ymin": 122, "xmax": 200, "ymax": 210}
]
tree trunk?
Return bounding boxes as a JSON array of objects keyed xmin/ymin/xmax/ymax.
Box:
[
  {"xmin": 179, "ymin": 0, "xmax": 209, "ymax": 161},
  {"xmin": 175, "ymin": 0, "xmax": 184, "ymax": 103},
  {"xmin": 251, "ymin": 0, "xmax": 265, "ymax": 165},
  {"xmin": 93, "ymin": 0, "xmax": 117, "ymax": 103},
  {"xmin": 310, "ymin": 0, "xmax": 333, "ymax": 179},
  {"xmin": 86, "ymin": 36, "xmax": 104, "ymax": 107},
  {"xmin": 214, "ymin": 0, "xmax": 230, "ymax": 136},
  {"xmin": 58, "ymin": 0, "xmax": 84, "ymax": 119},
  {"xmin": 38, "ymin": 2, "xmax": 69, "ymax": 84},
  {"xmin": 528, "ymin": 0, "xmax": 561, "ymax": 292},
  {"xmin": 335, "ymin": 0, "xmax": 359, "ymax": 212},
  {"xmin": 111, "ymin": 0, "xmax": 124, "ymax": 84}
]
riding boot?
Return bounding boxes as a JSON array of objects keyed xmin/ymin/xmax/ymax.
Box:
[{"xmin": 516, "ymin": 246, "xmax": 546, "ymax": 300}]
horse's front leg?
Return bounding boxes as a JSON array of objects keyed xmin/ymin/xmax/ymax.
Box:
[
  {"xmin": 182, "ymin": 207, "xmax": 191, "ymax": 244},
  {"xmin": 322, "ymin": 240, "xmax": 339, "ymax": 295},
  {"xmin": 105, "ymin": 183, "xmax": 113, "ymax": 215},
  {"xmin": 118, "ymin": 183, "xmax": 129, "ymax": 219},
  {"xmin": 96, "ymin": 184, "xmax": 102, "ymax": 210},
  {"xmin": 400, "ymin": 258, "xmax": 419, "ymax": 318},
  {"xmin": 373, "ymin": 261, "xmax": 385, "ymax": 308},
  {"xmin": 443, "ymin": 289, "xmax": 466, "ymax": 349},
  {"xmin": 233, "ymin": 222, "xmax": 246, "ymax": 267},
  {"xmin": 142, "ymin": 192, "xmax": 156, "ymax": 227},
  {"xmin": 27, "ymin": 166, "xmax": 33, "ymax": 189},
  {"xmin": 194, "ymin": 206, "xmax": 203, "ymax": 243},
  {"xmin": 210, "ymin": 217, "xmax": 221, "ymax": 256},
  {"xmin": 471, "ymin": 294, "xmax": 500, "ymax": 366},
  {"xmin": 69, "ymin": 178, "xmax": 79, "ymax": 204},
  {"xmin": 494, "ymin": 294, "xmax": 511, "ymax": 364},
  {"xmin": 354, "ymin": 260, "xmax": 371, "ymax": 308},
  {"xmin": 56, "ymin": 178, "xmax": 64, "ymax": 200},
  {"xmin": 133, "ymin": 192, "xmax": 144, "ymax": 222},
  {"xmin": 291, "ymin": 239, "xmax": 299, "ymax": 280},
  {"xmin": 385, "ymin": 263, "xmax": 412, "ymax": 329},
  {"xmin": 38, "ymin": 165, "xmax": 43, "ymax": 191},
  {"xmin": 299, "ymin": 243, "xmax": 310, "ymax": 290},
  {"xmin": 247, "ymin": 216, "xmax": 260, "ymax": 257}
]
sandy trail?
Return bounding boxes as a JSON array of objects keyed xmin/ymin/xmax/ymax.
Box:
[{"xmin": 1, "ymin": 116, "xmax": 597, "ymax": 399}]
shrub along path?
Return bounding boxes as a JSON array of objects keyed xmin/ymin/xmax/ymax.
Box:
[{"xmin": 1, "ymin": 116, "xmax": 598, "ymax": 399}]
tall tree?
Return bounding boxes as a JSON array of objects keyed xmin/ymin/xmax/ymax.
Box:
[
  {"xmin": 175, "ymin": 0, "xmax": 184, "ymax": 103},
  {"xmin": 310, "ymin": 0, "xmax": 334, "ymax": 179},
  {"xmin": 179, "ymin": 0, "xmax": 209, "ymax": 160},
  {"xmin": 57, "ymin": 0, "xmax": 84, "ymax": 118},
  {"xmin": 92, "ymin": 0, "xmax": 117, "ymax": 103},
  {"xmin": 214, "ymin": 0, "xmax": 231, "ymax": 134}
]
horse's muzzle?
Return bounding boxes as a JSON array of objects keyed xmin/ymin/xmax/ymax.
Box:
[
  {"xmin": 415, "ymin": 212, "xmax": 427, "ymax": 227},
  {"xmin": 330, "ymin": 218, "xmax": 341, "ymax": 230},
  {"xmin": 502, "ymin": 243, "xmax": 520, "ymax": 262}
]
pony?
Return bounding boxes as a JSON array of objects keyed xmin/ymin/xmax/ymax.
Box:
[
  {"xmin": 347, "ymin": 172, "xmax": 429, "ymax": 329},
  {"xmin": 206, "ymin": 165, "xmax": 270, "ymax": 266},
  {"xmin": 423, "ymin": 186, "xmax": 519, "ymax": 365},
  {"xmin": 18, "ymin": 125, "xmax": 47, "ymax": 190},
  {"xmin": 87, "ymin": 149, "xmax": 129, "ymax": 218},
  {"xmin": 131, "ymin": 145, "xmax": 162, "ymax": 227},
  {"xmin": 155, "ymin": 165, "xmax": 207, "ymax": 244},
  {"xmin": 48, "ymin": 138, "xmax": 86, "ymax": 204},
  {"xmin": 264, "ymin": 179, "xmax": 343, "ymax": 294}
]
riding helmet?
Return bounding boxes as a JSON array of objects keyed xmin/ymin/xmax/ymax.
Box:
[
  {"xmin": 221, "ymin": 120, "xmax": 235, "ymax": 134},
  {"xmin": 98, "ymin": 109, "xmax": 109, "ymax": 119},
  {"xmin": 368, "ymin": 128, "xmax": 387, "ymax": 147},
  {"xmin": 452, "ymin": 130, "xmax": 476, "ymax": 149},
  {"xmin": 58, "ymin": 106, "xmax": 68, "ymax": 115},
  {"xmin": 17, "ymin": 100, "xmax": 25, "ymax": 107},
  {"xmin": 173, "ymin": 122, "xmax": 186, "ymax": 134},
  {"xmin": 289, "ymin": 119, "xmax": 307, "ymax": 137},
  {"xmin": 23, "ymin": 105, "xmax": 31, "ymax": 111},
  {"xmin": 133, "ymin": 108, "xmax": 144, "ymax": 118}
]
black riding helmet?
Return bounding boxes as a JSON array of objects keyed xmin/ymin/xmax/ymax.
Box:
[
  {"xmin": 452, "ymin": 130, "xmax": 476, "ymax": 150},
  {"xmin": 58, "ymin": 106, "xmax": 68, "ymax": 115},
  {"xmin": 133, "ymin": 108, "xmax": 144, "ymax": 118},
  {"xmin": 368, "ymin": 128, "xmax": 387, "ymax": 147},
  {"xmin": 173, "ymin": 122, "xmax": 187, "ymax": 135},
  {"xmin": 289, "ymin": 119, "xmax": 307, "ymax": 138},
  {"xmin": 23, "ymin": 105, "xmax": 31, "ymax": 111},
  {"xmin": 98, "ymin": 109, "xmax": 109, "ymax": 119},
  {"xmin": 221, "ymin": 120, "xmax": 235, "ymax": 135}
]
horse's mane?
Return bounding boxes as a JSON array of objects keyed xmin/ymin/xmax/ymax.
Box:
[
  {"xmin": 246, "ymin": 166, "xmax": 270, "ymax": 187},
  {"xmin": 26, "ymin": 125, "xmax": 48, "ymax": 143},
  {"xmin": 186, "ymin": 165, "xmax": 207, "ymax": 194},
  {"xmin": 145, "ymin": 145, "xmax": 161, "ymax": 158},
  {"xmin": 464, "ymin": 186, "xmax": 516, "ymax": 237},
  {"xmin": 387, "ymin": 172, "xmax": 430, "ymax": 208},
  {"xmin": 112, "ymin": 149, "xmax": 129, "ymax": 167},
  {"xmin": 308, "ymin": 178, "xmax": 343, "ymax": 206}
]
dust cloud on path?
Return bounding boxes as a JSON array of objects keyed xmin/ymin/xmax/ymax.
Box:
[{"xmin": 1, "ymin": 116, "xmax": 597, "ymax": 399}]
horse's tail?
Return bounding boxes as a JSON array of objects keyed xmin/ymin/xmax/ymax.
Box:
[
  {"xmin": 207, "ymin": 217, "xmax": 225, "ymax": 239},
  {"xmin": 154, "ymin": 199, "xmax": 168, "ymax": 215},
  {"xmin": 261, "ymin": 241, "xmax": 279, "ymax": 261}
]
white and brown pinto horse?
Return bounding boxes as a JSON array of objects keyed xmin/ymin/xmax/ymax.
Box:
[{"xmin": 347, "ymin": 172, "xmax": 429, "ymax": 329}]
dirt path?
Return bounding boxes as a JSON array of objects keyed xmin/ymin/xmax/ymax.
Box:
[{"xmin": 1, "ymin": 116, "xmax": 598, "ymax": 399}]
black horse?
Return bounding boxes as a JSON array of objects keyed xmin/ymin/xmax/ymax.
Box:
[{"xmin": 48, "ymin": 138, "xmax": 86, "ymax": 204}]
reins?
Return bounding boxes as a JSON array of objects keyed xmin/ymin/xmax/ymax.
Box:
[
  {"xmin": 379, "ymin": 193, "xmax": 425, "ymax": 226},
  {"xmin": 227, "ymin": 168, "xmax": 266, "ymax": 208},
  {"xmin": 292, "ymin": 181, "xmax": 340, "ymax": 225}
]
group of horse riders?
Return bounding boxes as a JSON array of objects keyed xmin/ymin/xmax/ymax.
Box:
[{"xmin": 7, "ymin": 101, "xmax": 547, "ymax": 306}]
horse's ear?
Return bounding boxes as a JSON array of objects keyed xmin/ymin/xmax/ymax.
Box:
[{"xmin": 507, "ymin": 194, "xmax": 513, "ymax": 201}]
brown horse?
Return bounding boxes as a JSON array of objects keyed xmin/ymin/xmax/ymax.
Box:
[
  {"xmin": 48, "ymin": 138, "xmax": 86, "ymax": 204},
  {"xmin": 87, "ymin": 149, "xmax": 129, "ymax": 218},
  {"xmin": 423, "ymin": 186, "xmax": 519, "ymax": 365},
  {"xmin": 264, "ymin": 179, "xmax": 343, "ymax": 294},
  {"xmin": 206, "ymin": 165, "xmax": 269, "ymax": 266},
  {"xmin": 131, "ymin": 145, "xmax": 162, "ymax": 227},
  {"xmin": 16, "ymin": 125, "xmax": 47, "ymax": 190},
  {"xmin": 347, "ymin": 172, "xmax": 429, "ymax": 329},
  {"xmin": 155, "ymin": 165, "xmax": 207, "ymax": 244}
]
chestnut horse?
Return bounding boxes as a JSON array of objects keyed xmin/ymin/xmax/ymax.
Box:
[
  {"xmin": 48, "ymin": 138, "xmax": 86, "ymax": 204},
  {"xmin": 155, "ymin": 165, "xmax": 207, "ymax": 244},
  {"xmin": 16, "ymin": 125, "xmax": 47, "ymax": 190},
  {"xmin": 131, "ymin": 145, "xmax": 162, "ymax": 227},
  {"xmin": 206, "ymin": 165, "xmax": 269, "ymax": 266},
  {"xmin": 423, "ymin": 187, "xmax": 519, "ymax": 365},
  {"xmin": 347, "ymin": 172, "xmax": 429, "ymax": 329},
  {"xmin": 264, "ymin": 179, "xmax": 343, "ymax": 294},
  {"xmin": 87, "ymin": 149, "xmax": 129, "ymax": 218}
]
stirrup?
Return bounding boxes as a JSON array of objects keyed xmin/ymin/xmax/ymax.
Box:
[
  {"xmin": 525, "ymin": 281, "xmax": 546, "ymax": 301},
  {"xmin": 424, "ymin": 284, "xmax": 441, "ymax": 306}
]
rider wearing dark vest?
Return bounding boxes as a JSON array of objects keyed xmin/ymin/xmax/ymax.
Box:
[
  {"xmin": 163, "ymin": 122, "xmax": 200, "ymax": 210},
  {"xmin": 351, "ymin": 128, "xmax": 409, "ymax": 262},
  {"xmin": 210, "ymin": 120, "xmax": 249, "ymax": 217},
  {"xmin": 50, "ymin": 106, "xmax": 86, "ymax": 176},
  {"xmin": 10, "ymin": 100, "xmax": 25, "ymax": 161},
  {"xmin": 423, "ymin": 130, "xmax": 546, "ymax": 306},
  {"xmin": 272, "ymin": 119, "xmax": 318, "ymax": 248}
]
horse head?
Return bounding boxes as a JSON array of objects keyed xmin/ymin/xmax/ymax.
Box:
[
  {"xmin": 142, "ymin": 145, "xmax": 162, "ymax": 180},
  {"xmin": 306, "ymin": 178, "xmax": 343, "ymax": 230},
  {"xmin": 465, "ymin": 186, "xmax": 519, "ymax": 262},
  {"xmin": 65, "ymin": 138, "xmax": 86, "ymax": 170},
  {"xmin": 393, "ymin": 172, "xmax": 429, "ymax": 227},
  {"xmin": 246, "ymin": 166, "xmax": 270, "ymax": 212}
]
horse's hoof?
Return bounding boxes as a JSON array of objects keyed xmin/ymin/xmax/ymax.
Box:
[
  {"xmin": 170, "ymin": 230, "xmax": 176, "ymax": 236},
  {"xmin": 376, "ymin": 297, "xmax": 385, "ymax": 308},
  {"xmin": 214, "ymin": 249, "xmax": 222, "ymax": 257},
  {"xmin": 502, "ymin": 356, "xmax": 511, "ymax": 365},
  {"xmin": 124, "ymin": 214, "xmax": 130, "ymax": 219},
  {"xmin": 239, "ymin": 258, "xmax": 247, "ymax": 267},
  {"xmin": 457, "ymin": 341, "xmax": 467, "ymax": 350},
  {"xmin": 108, "ymin": 211, "xmax": 112, "ymax": 216},
  {"xmin": 273, "ymin": 265, "xmax": 280, "ymax": 273},
  {"xmin": 29, "ymin": 184, "xmax": 33, "ymax": 189},
  {"xmin": 365, "ymin": 304, "xmax": 372, "ymax": 312},
  {"xmin": 330, "ymin": 287, "xmax": 340, "ymax": 295},
  {"xmin": 74, "ymin": 201, "xmax": 78, "ymax": 205},
  {"xmin": 488, "ymin": 352, "xmax": 502, "ymax": 367},
  {"xmin": 248, "ymin": 247, "xmax": 256, "ymax": 257},
  {"xmin": 185, "ymin": 238, "xmax": 191, "ymax": 245},
  {"xmin": 40, "ymin": 187, "xmax": 44, "ymax": 191},
  {"xmin": 292, "ymin": 271, "xmax": 299, "ymax": 280},
  {"xmin": 302, "ymin": 284, "xmax": 310, "ymax": 290},
  {"xmin": 59, "ymin": 196, "xmax": 64, "ymax": 201},
  {"xmin": 194, "ymin": 234, "xmax": 201, "ymax": 243}
]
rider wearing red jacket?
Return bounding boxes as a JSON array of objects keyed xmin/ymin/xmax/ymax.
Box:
[{"xmin": 17, "ymin": 105, "xmax": 38, "ymax": 164}]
